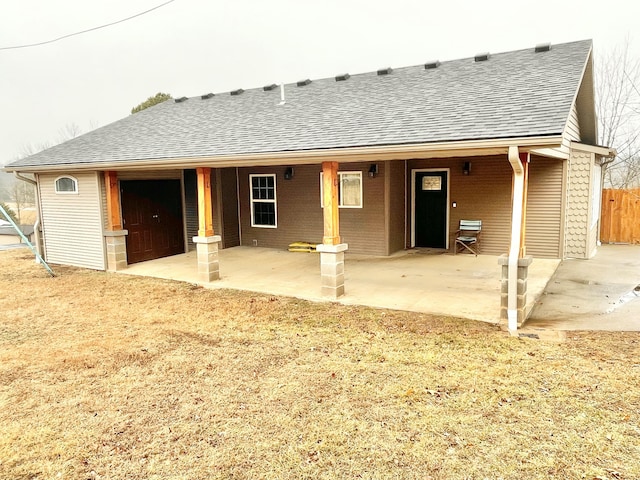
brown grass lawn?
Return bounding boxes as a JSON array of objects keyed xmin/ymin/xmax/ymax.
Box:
[{"xmin": 1, "ymin": 249, "xmax": 639, "ymax": 480}]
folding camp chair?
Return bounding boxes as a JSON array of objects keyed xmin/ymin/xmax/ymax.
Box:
[{"xmin": 454, "ymin": 220, "xmax": 482, "ymax": 256}]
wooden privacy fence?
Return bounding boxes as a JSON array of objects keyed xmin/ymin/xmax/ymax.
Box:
[{"xmin": 600, "ymin": 188, "xmax": 640, "ymax": 244}]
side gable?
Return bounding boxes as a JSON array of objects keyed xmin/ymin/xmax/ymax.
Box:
[{"xmin": 531, "ymin": 45, "xmax": 597, "ymax": 160}]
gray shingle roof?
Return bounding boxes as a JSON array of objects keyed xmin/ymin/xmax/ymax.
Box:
[
  {"xmin": 7, "ymin": 40, "xmax": 592, "ymax": 169},
  {"xmin": 0, "ymin": 225, "xmax": 34, "ymax": 236}
]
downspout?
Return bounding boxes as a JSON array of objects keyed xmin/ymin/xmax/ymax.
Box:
[
  {"xmin": 507, "ymin": 146, "xmax": 525, "ymax": 331},
  {"xmin": 13, "ymin": 171, "xmax": 43, "ymax": 260}
]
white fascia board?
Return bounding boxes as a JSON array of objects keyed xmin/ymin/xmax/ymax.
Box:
[{"xmin": 7, "ymin": 135, "xmax": 564, "ymax": 173}]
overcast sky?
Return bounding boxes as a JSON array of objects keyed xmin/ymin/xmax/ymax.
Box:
[{"xmin": 1, "ymin": 0, "xmax": 639, "ymax": 166}]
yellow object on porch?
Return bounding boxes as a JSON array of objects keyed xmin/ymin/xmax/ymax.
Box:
[{"xmin": 288, "ymin": 241, "xmax": 319, "ymax": 253}]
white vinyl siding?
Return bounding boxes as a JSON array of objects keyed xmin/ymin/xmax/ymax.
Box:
[{"xmin": 39, "ymin": 172, "xmax": 106, "ymax": 270}]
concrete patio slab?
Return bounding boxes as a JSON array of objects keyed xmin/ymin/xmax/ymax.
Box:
[
  {"xmin": 120, "ymin": 247, "xmax": 560, "ymax": 324},
  {"xmin": 526, "ymin": 244, "xmax": 640, "ymax": 331}
]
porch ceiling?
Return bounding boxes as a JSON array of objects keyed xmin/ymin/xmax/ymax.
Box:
[{"xmin": 119, "ymin": 246, "xmax": 559, "ymax": 324}]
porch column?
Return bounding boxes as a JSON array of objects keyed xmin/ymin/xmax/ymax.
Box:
[
  {"xmin": 103, "ymin": 171, "xmax": 128, "ymax": 271},
  {"xmin": 316, "ymin": 161, "xmax": 348, "ymax": 298},
  {"xmin": 192, "ymin": 167, "xmax": 221, "ymax": 282},
  {"xmin": 500, "ymin": 148, "xmax": 533, "ymax": 331}
]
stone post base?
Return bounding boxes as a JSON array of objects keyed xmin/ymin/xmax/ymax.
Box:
[
  {"xmin": 104, "ymin": 230, "xmax": 128, "ymax": 271},
  {"xmin": 193, "ymin": 235, "xmax": 222, "ymax": 282},
  {"xmin": 316, "ymin": 243, "xmax": 348, "ymax": 298},
  {"xmin": 498, "ymin": 254, "xmax": 533, "ymax": 327}
]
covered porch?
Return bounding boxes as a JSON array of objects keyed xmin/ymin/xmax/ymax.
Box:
[{"xmin": 119, "ymin": 247, "xmax": 560, "ymax": 324}]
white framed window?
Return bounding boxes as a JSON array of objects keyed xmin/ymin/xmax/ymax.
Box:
[
  {"xmin": 250, "ymin": 174, "xmax": 277, "ymax": 228},
  {"xmin": 320, "ymin": 171, "xmax": 363, "ymax": 208},
  {"xmin": 54, "ymin": 175, "xmax": 78, "ymax": 194}
]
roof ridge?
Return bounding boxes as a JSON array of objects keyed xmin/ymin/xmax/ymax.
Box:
[{"xmin": 171, "ymin": 39, "xmax": 593, "ymax": 101}]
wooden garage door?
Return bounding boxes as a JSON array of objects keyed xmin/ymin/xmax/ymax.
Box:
[{"xmin": 121, "ymin": 180, "xmax": 185, "ymax": 264}]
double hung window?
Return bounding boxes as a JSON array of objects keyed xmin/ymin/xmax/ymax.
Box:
[{"xmin": 250, "ymin": 174, "xmax": 277, "ymax": 227}]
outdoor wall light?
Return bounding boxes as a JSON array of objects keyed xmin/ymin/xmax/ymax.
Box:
[
  {"xmin": 463, "ymin": 161, "xmax": 471, "ymax": 175},
  {"xmin": 284, "ymin": 167, "xmax": 294, "ymax": 180},
  {"xmin": 368, "ymin": 164, "xmax": 378, "ymax": 177}
]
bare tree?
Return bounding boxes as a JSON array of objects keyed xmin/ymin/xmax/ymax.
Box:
[
  {"xmin": 597, "ymin": 39, "xmax": 640, "ymax": 188},
  {"xmin": 9, "ymin": 179, "xmax": 34, "ymax": 223},
  {"xmin": 9, "ymin": 123, "xmax": 84, "ymax": 222},
  {"xmin": 57, "ymin": 122, "xmax": 83, "ymax": 143}
]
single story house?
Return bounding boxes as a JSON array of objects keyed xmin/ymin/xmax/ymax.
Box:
[
  {"xmin": 4, "ymin": 39, "xmax": 615, "ymax": 328},
  {"xmin": 0, "ymin": 225, "xmax": 35, "ymax": 245}
]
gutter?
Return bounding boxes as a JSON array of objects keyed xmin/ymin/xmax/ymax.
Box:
[
  {"xmin": 507, "ymin": 146, "xmax": 525, "ymax": 332},
  {"xmin": 3, "ymin": 135, "xmax": 564, "ymax": 173},
  {"xmin": 13, "ymin": 171, "xmax": 43, "ymax": 261}
]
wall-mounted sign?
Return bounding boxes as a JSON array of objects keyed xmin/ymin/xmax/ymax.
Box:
[{"xmin": 422, "ymin": 176, "xmax": 442, "ymax": 191}]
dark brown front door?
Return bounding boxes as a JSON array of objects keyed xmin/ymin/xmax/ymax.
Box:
[{"xmin": 121, "ymin": 180, "xmax": 185, "ymax": 264}]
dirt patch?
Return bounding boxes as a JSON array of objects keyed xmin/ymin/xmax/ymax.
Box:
[{"xmin": 1, "ymin": 249, "xmax": 639, "ymax": 479}]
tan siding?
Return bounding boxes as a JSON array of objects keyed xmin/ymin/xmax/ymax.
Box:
[
  {"xmin": 387, "ymin": 160, "xmax": 406, "ymax": 254},
  {"xmin": 539, "ymin": 103, "xmax": 581, "ymax": 158},
  {"xmin": 565, "ymin": 103, "xmax": 581, "ymax": 142},
  {"xmin": 555, "ymin": 102, "xmax": 582, "ymax": 156},
  {"xmin": 238, "ymin": 162, "xmax": 387, "ymax": 255},
  {"xmin": 565, "ymin": 149, "xmax": 594, "ymax": 258},
  {"xmin": 39, "ymin": 172, "xmax": 106, "ymax": 270},
  {"xmin": 525, "ymin": 156, "xmax": 563, "ymax": 258},
  {"xmin": 408, "ymin": 156, "xmax": 512, "ymax": 255},
  {"xmin": 342, "ymin": 162, "xmax": 385, "ymax": 254}
]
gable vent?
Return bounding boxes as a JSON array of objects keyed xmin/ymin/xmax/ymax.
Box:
[
  {"xmin": 174, "ymin": 97, "xmax": 188, "ymax": 103},
  {"xmin": 263, "ymin": 84, "xmax": 278, "ymax": 91},
  {"xmin": 201, "ymin": 93, "xmax": 214, "ymax": 100},
  {"xmin": 535, "ymin": 43, "xmax": 551, "ymax": 53},
  {"xmin": 474, "ymin": 52, "xmax": 490, "ymax": 62},
  {"xmin": 297, "ymin": 79, "xmax": 312, "ymax": 87},
  {"xmin": 230, "ymin": 89, "xmax": 244, "ymax": 96},
  {"xmin": 335, "ymin": 73, "xmax": 350, "ymax": 81},
  {"xmin": 377, "ymin": 67, "xmax": 393, "ymax": 76},
  {"xmin": 424, "ymin": 60, "xmax": 441, "ymax": 70}
]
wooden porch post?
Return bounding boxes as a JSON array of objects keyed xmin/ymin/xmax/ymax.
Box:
[
  {"xmin": 103, "ymin": 171, "xmax": 128, "ymax": 271},
  {"xmin": 104, "ymin": 171, "xmax": 122, "ymax": 231},
  {"xmin": 193, "ymin": 167, "xmax": 221, "ymax": 282},
  {"xmin": 317, "ymin": 161, "xmax": 347, "ymax": 298},
  {"xmin": 322, "ymin": 161, "xmax": 340, "ymax": 245},
  {"xmin": 196, "ymin": 167, "xmax": 214, "ymax": 237}
]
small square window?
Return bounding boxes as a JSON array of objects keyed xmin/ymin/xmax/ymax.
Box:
[
  {"xmin": 421, "ymin": 176, "xmax": 442, "ymax": 191},
  {"xmin": 320, "ymin": 171, "xmax": 363, "ymax": 208}
]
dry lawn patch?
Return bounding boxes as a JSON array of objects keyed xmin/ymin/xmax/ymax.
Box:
[{"xmin": 1, "ymin": 249, "xmax": 639, "ymax": 479}]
